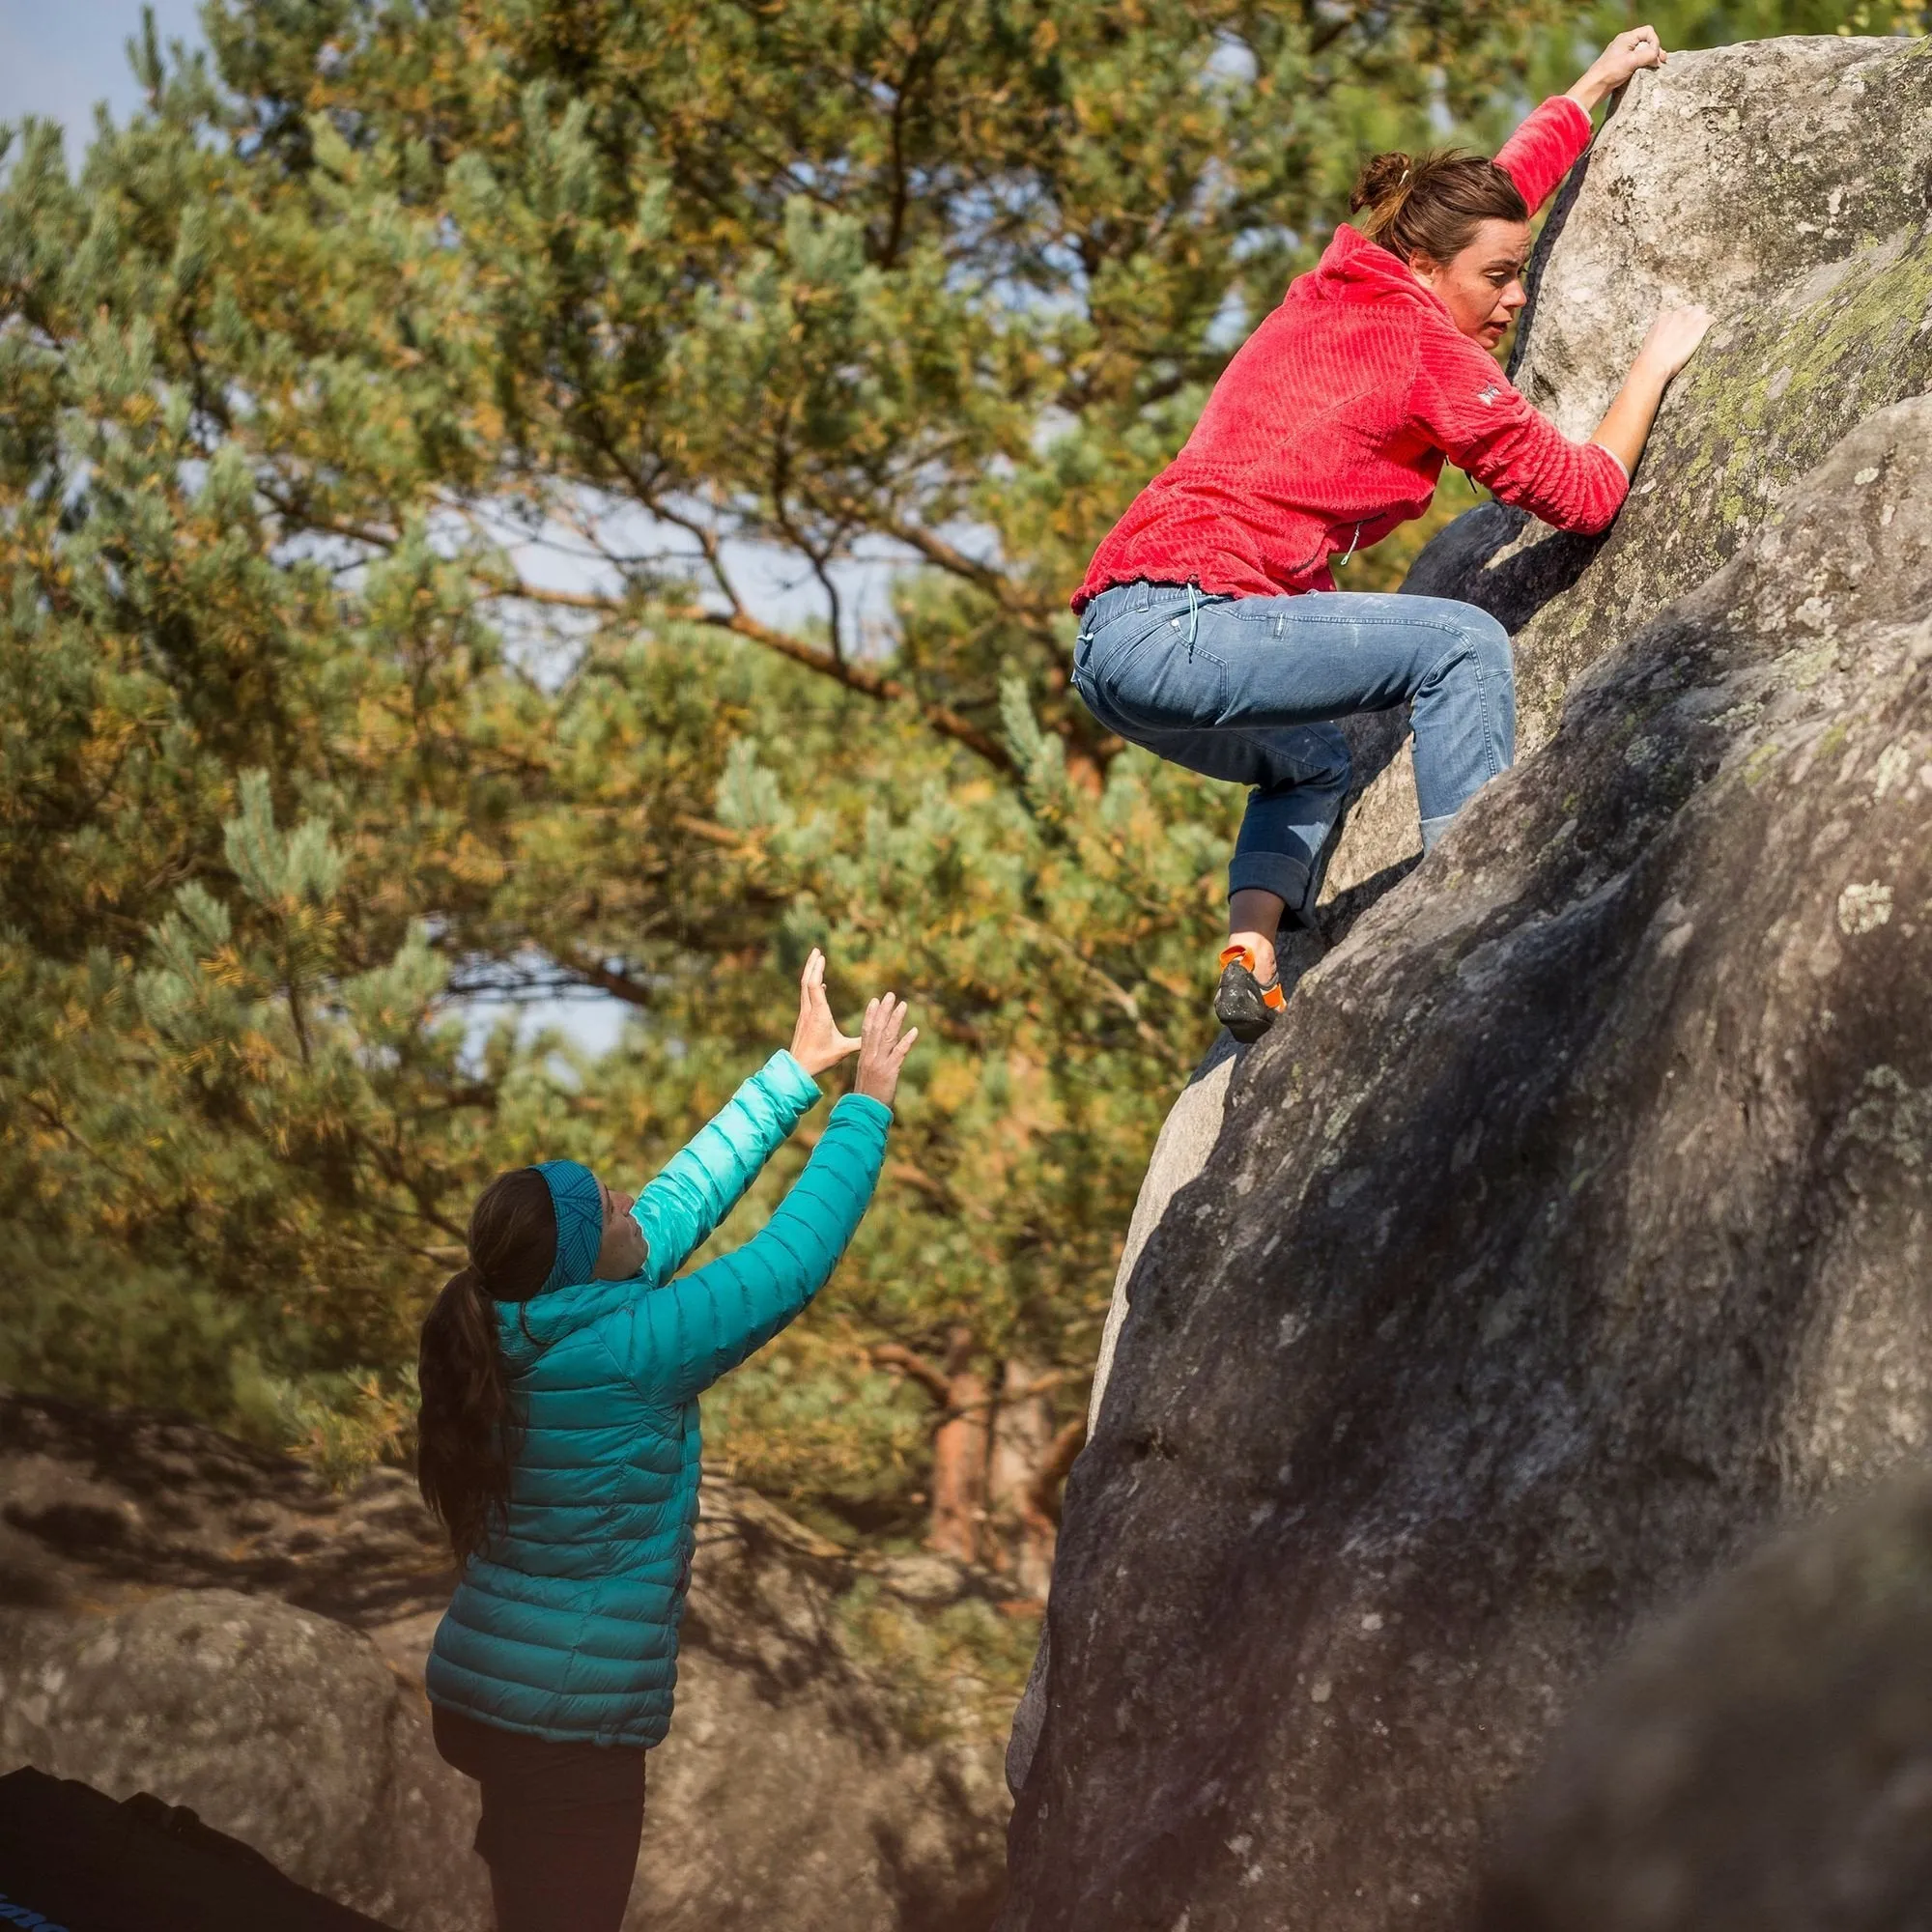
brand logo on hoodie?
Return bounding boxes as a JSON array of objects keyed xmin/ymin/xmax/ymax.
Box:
[{"xmin": 1477, "ymin": 382, "xmax": 1503, "ymax": 407}]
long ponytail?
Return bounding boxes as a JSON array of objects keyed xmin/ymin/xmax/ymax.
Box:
[{"xmin": 416, "ymin": 1169, "xmax": 557, "ymax": 1566}]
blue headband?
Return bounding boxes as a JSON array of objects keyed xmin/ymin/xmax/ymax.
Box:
[{"xmin": 532, "ymin": 1159, "xmax": 603, "ymax": 1294}]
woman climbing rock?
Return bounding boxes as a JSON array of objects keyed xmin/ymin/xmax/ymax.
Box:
[
  {"xmin": 413, "ymin": 952, "xmax": 917, "ymax": 1932},
  {"xmin": 1071, "ymin": 26, "xmax": 1713, "ymax": 1041}
]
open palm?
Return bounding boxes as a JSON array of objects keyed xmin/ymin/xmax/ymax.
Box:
[{"xmin": 788, "ymin": 950, "xmax": 861, "ymax": 1076}]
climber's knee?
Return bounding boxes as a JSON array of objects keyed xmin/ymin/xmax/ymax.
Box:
[
  {"xmin": 1419, "ymin": 602, "xmax": 1516, "ymax": 769},
  {"xmin": 1445, "ymin": 601, "xmax": 1512, "ymax": 686}
]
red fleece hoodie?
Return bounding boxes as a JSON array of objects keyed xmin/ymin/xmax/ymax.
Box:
[{"xmin": 1073, "ymin": 97, "xmax": 1626, "ymax": 609}]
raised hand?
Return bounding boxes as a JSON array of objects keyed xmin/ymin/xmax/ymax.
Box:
[
  {"xmin": 852, "ymin": 993, "xmax": 919, "ymax": 1109},
  {"xmin": 1570, "ymin": 26, "xmax": 1667, "ymax": 111},
  {"xmin": 788, "ymin": 949, "xmax": 861, "ymax": 1076},
  {"xmin": 1589, "ymin": 302, "xmax": 1715, "ymax": 475}
]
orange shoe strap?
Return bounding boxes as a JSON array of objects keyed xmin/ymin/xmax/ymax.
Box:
[{"xmin": 1219, "ymin": 945, "xmax": 1287, "ymax": 1009}]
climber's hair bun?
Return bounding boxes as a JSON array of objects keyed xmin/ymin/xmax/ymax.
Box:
[
  {"xmin": 1350, "ymin": 151, "xmax": 1418, "ymax": 218},
  {"xmin": 1350, "ymin": 147, "xmax": 1530, "ymax": 267}
]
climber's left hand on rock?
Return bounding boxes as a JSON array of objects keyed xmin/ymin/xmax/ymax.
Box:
[
  {"xmin": 1638, "ymin": 304, "xmax": 1716, "ymax": 383},
  {"xmin": 1569, "ymin": 27, "xmax": 1667, "ymax": 112}
]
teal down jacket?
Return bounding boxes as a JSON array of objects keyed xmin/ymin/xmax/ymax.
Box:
[{"xmin": 424, "ymin": 1051, "xmax": 889, "ymax": 1747}]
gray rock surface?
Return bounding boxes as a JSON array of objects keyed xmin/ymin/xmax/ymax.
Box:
[
  {"xmin": 1006, "ymin": 1036, "xmax": 1241, "ymax": 1798},
  {"xmin": 634, "ymin": 1487, "xmax": 1009, "ymax": 1932},
  {"xmin": 0, "ymin": 1387, "xmax": 1009, "ymax": 1932},
  {"xmin": 1477, "ymin": 1471, "xmax": 1932, "ymax": 1932},
  {"xmin": 0, "ymin": 1589, "xmax": 483, "ymax": 1932},
  {"xmin": 998, "ymin": 36, "xmax": 1932, "ymax": 1930}
]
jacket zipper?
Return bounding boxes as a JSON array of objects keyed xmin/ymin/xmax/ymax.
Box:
[{"xmin": 1291, "ymin": 519, "xmax": 1366, "ymax": 582}]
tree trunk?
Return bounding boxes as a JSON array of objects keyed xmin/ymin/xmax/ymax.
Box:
[
  {"xmin": 990, "ymin": 1360, "xmax": 1060, "ymax": 1598},
  {"xmin": 927, "ymin": 1325, "xmax": 991, "ymax": 1564}
]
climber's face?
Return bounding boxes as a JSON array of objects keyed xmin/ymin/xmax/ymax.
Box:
[
  {"xmin": 1408, "ymin": 219, "xmax": 1533, "ymax": 348},
  {"xmin": 591, "ymin": 1175, "xmax": 648, "ymax": 1280}
]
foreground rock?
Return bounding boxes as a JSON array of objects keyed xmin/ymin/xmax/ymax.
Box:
[
  {"xmin": 0, "ymin": 1387, "xmax": 1009, "ymax": 1932},
  {"xmin": 1478, "ymin": 1472, "xmax": 1932, "ymax": 1932},
  {"xmin": 0, "ymin": 1589, "xmax": 479, "ymax": 1930},
  {"xmin": 1000, "ymin": 36, "xmax": 1932, "ymax": 1931}
]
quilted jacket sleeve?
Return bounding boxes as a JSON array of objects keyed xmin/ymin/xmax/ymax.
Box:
[
  {"xmin": 630, "ymin": 1050, "xmax": 823, "ymax": 1286},
  {"xmin": 1407, "ymin": 324, "xmax": 1630, "ymax": 534},
  {"xmin": 1492, "ymin": 96, "xmax": 1593, "ymax": 213},
  {"xmin": 613, "ymin": 1093, "xmax": 891, "ymax": 1405}
]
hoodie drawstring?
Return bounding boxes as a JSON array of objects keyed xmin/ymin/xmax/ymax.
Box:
[{"xmin": 1184, "ymin": 580, "xmax": 1200, "ymax": 652}]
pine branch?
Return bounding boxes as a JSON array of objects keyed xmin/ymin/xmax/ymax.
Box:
[
  {"xmin": 1026, "ymin": 1416, "xmax": 1088, "ymax": 1525},
  {"xmin": 1013, "ymin": 916, "xmax": 1187, "ymax": 1066},
  {"xmin": 868, "ymin": 1348, "xmax": 1078, "ymax": 1428},
  {"xmin": 551, "ymin": 948, "xmax": 658, "ymax": 1009},
  {"xmin": 497, "ymin": 580, "xmax": 1016, "ymax": 772},
  {"xmin": 20, "ymin": 1094, "xmax": 145, "ymax": 1193},
  {"xmin": 697, "ymin": 604, "xmax": 1013, "ymax": 769},
  {"xmin": 869, "ymin": 1342, "xmax": 953, "ymax": 1405}
]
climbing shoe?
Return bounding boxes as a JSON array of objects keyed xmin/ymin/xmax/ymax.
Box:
[{"xmin": 1214, "ymin": 945, "xmax": 1286, "ymax": 1043}]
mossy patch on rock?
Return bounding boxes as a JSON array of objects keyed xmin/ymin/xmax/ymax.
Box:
[{"xmin": 1517, "ymin": 215, "xmax": 1932, "ymax": 747}]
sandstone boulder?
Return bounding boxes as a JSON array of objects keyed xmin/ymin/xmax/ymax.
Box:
[
  {"xmin": 1327, "ymin": 33, "xmax": 1932, "ymax": 898},
  {"xmin": 999, "ymin": 36, "xmax": 1932, "ymax": 1932},
  {"xmin": 1477, "ymin": 1472, "xmax": 1932, "ymax": 1932},
  {"xmin": 0, "ymin": 1589, "xmax": 484, "ymax": 1932}
]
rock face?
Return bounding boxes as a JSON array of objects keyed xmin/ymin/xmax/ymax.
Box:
[
  {"xmin": 0, "ymin": 1590, "xmax": 480, "ymax": 1932},
  {"xmin": 0, "ymin": 1392, "xmax": 488, "ymax": 1931},
  {"xmin": 999, "ymin": 37, "xmax": 1932, "ymax": 1932},
  {"xmin": 626, "ymin": 1494, "xmax": 1009, "ymax": 1932},
  {"xmin": 1477, "ymin": 1472, "xmax": 1932, "ymax": 1932},
  {"xmin": 0, "ymin": 1387, "xmax": 1009, "ymax": 1932}
]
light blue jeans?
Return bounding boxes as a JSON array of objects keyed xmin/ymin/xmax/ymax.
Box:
[{"xmin": 1072, "ymin": 580, "xmax": 1515, "ymax": 922}]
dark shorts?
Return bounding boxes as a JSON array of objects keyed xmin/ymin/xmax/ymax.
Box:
[{"xmin": 431, "ymin": 1703, "xmax": 646, "ymax": 1932}]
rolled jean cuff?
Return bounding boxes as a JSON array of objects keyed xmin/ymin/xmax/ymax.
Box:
[
  {"xmin": 1418, "ymin": 810, "xmax": 1459, "ymax": 853},
  {"xmin": 1229, "ymin": 851, "xmax": 1312, "ymax": 910}
]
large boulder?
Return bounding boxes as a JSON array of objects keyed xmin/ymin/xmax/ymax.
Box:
[
  {"xmin": 619, "ymin": 1487, "xmax": 1009, "ymax": 1932},
  {"xmin": 0, "ymin": 1387, "xmax": 1009, "ymax": 1932},
  {"xmin": 1476, "ymin": 1471, "xmax": 1932, "ymax": 1932},
  {"xmin": 0, "ymin": 1589, "xmax": 484, "ymax": 1932},
  {"xmin": 999, "ymin": 36, "xmax": 1932, "ymax": 1932}
]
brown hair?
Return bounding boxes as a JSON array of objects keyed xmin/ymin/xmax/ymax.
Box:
[
  {"xmin": 416, "ymin": 1169, "xmax": 556, "ymax": 1566},
  {"xmin": 1350, "ymin": 149, "xmax": 1529, "ymax": 266}
]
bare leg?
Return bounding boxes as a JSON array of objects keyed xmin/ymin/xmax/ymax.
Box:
[{"xmin": 1228, "ymin": 888, "xmax": 1287, "ymax": 984}]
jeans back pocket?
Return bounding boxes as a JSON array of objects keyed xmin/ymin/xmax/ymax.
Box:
[{"xmin": 1095, "ymin": 611, "xmax": 1227, "ymax": 730}]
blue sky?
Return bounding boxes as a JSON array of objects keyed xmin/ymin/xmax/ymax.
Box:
[{"xmin": 1, "ymin": 0, "xmax": 206, "ymax": 153}]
